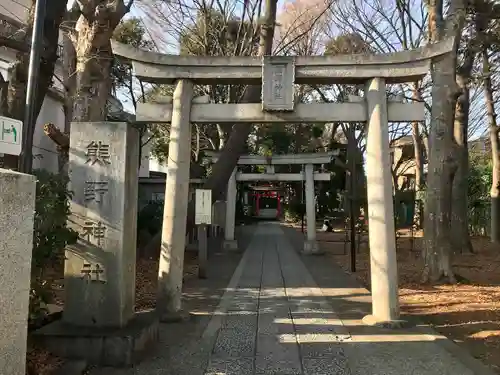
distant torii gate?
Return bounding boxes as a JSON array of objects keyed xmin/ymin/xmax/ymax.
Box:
[
  {"xmin": 112, "ymin": 37, "xmax": 453, "ymax": 327},
  {"xmin": 204, "ymin": 151, "xmax": 339, "ymax": 253}
]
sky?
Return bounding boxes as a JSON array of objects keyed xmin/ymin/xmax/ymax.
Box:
[{"xmin": 65, "ymin": 0, "xmax": 492, "ymax": 140}]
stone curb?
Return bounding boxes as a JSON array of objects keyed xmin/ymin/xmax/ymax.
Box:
[
  {"xmin": 54, "ymin": 360, "xmax": 88, "ymax": 375},
  {"xmin": 405, "ymin": 315, "xmax": 498, "ymax": 375}
]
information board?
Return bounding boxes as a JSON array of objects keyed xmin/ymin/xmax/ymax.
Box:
[{"xmin": 195, "ymin": 189, "xmax": 212, "ymax": 225}]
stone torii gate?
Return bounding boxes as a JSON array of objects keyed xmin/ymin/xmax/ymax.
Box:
[
  {"xmin": 112, "ymin": 38, "xmax": 453, "ymax": 327},
  {"xmin": 204, "ymin": 151, "xmax": 339, "ymax": 253}
]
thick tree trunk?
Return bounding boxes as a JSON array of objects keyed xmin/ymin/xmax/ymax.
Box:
[
  {"xmin": 47, "ymin": 2, "xmax": 130, "ymax": 153},
  {"xmin": 72, "ymin": 43, "xmax": 113, "ymax": 121},
  {"xmin": 484, "ymin": 48, "xmax": 500, "ymax": 243},
  {"xmin": 422, "ymin": 0, "xmax": 467, "ymax": 284},
  {"xmin": 68, "ymin": 1, "xmax": 132, "ymax": 122},
  {"xmin": 202, "ymin": 0, "xmax": 278, "ymax": 199},
  {"xmin": 451, "ymin": 71, "xmax": 474, "ymax": 253},
  {"xmin": 141, "ymin": 0, "xmax": 278, "ymax": 256},
  {"xmin": 343, "ymin": 124, "xmax": 364, "ymax": 222}
]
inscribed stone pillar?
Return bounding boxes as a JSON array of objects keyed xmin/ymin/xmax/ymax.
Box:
[
  {"xmin": 363, "ymin": 77, "xmax": 401, "ymax": 325},
  {"xmin": 64, "ymin": 122, "xmax": 139, "ymax": 328},
  {"xmin": 212, "ymin": 200, "xmax": 226, "ymax": 236},
  {"xmin": 223, "ymin": 168, "xmax": 238, "ymax": 250},
  {"xmin": 0, "ymin": 169, "xmax": 36, "ymax": 375},
  {"xmin": 303, "ymin": 163, "xmax": 320, "ymax": 254},
  {"xmin": 157, "ymin": 80, "xmax": 194, "ymax": 319}
]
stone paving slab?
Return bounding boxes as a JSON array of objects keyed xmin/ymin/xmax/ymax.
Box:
[
  {"xmin": 221, "ymin": 313, "xmax": 258, "ymax": 331},
  {"xmin": 255, "ymin": 357, "xmax": 302, "ymax": 375},
  {"xmin": 213, "ymin": 328, "xmax": 256, "ymax": 357},
  {"xmin": 206, "ymin": 357, "xmax": 254, "ymax": 375},
  {"xmin": 302, "ymin": 357, "xmax": 350, "ymax": 375}
]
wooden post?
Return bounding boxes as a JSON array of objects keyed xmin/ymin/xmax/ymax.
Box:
[{"xmin": 198, "ymin": 224, "xmax": 208, "ymax": 279}]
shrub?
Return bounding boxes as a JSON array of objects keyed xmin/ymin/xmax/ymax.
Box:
[
  {"xmin": 284, "ymin": 200, "xmax": 305, "ymax": 222},
  {"xmin": 30, "ymin": 170, "xmax": 78, "ymax": 324},
  {"xmin": 137, "ymin": 201, "xmax": 164, "ymax": 235},
  {"xmin": 467, "ymin": 160, "xmax": 493, "ymax": 236}
]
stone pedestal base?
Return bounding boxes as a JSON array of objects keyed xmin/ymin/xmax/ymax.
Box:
[
  {"xmin": 362, "ymin": 314, "xmax": 412, "ymax": 329},
  {"xmin": 223, "ymin": 239, "xmax": 238, "ymax": 251},
  {"xmin": 302, "ymin": 240, "xmax": 323, "ymax": 255},
  {"xmin": 33, "ymin": 311, "xmax": 159, "ymax": 367},
  {"xmin": 186, "ymin": 242, "xmax": 198, "ymax": 251},
  {"xmin": 159, "ymin": 309, "xmax": 191, "ymax": 323}
]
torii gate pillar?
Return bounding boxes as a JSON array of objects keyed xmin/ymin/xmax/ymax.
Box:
[
  {"xmin": 156, "ymin": 80, "xmax": 193, "ymax": 321},
  {"xmin": 223, "ymin": 168, "xmax": 238, "ymax": 250},
  {"xmin": 362, "ymin": 78, "xmax": 402, "ymax": 327},
  {"xmin": 303, "ymin": 163, "xmax": 321, "ymax": 254}
]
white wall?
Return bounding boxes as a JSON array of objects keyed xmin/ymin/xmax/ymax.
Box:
[
  {"xmin": 0, "ymin": 2, "xmax": 150, "ymax": 175},
  {"xmin": 0, "ymin": 59, "xmax": 65, "ymax": 173},
  {"xmin": 0, "ymin": 0, "xmax": 66, "ymax": 173},
  {"xmin": 149, "ymin": 157, "xmax": 168, "ymax": 174},
  {"xmin": 0, "ymin": 0, "xmax": 29, "ymax": 22}
]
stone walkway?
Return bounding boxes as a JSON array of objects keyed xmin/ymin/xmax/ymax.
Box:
[{"xmin": 91, "ymin": 223, "xmax": 490, "ymax": 375}]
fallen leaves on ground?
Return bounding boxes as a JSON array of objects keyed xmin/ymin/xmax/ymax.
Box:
[
  {"xmin": 292, "ymin": 224, "xmax": 500, "ymax": 374},
  {"xmin": 27, "ymin": 250, "xmax": 200, "ymax": 374},
  {"xmin": 26, "ymin": 343, "xmax": 63, "ymax": 375},
  {"xmin": 135, "ymin": 251, "xmax": 199, "ymax": 311}
]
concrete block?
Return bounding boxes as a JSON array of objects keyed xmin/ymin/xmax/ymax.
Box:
[{"xmin": 0, "ymin": 169, "xmax": 36, "ymax": 375}]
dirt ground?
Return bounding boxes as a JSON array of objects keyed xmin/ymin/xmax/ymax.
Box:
[
  {"xmin": 27, "ymin": 252, "xmax": 200, "ymax": 375},
  {"xmin": 290, "ymin": 224, "xmax": 500, "ymax": 374}
]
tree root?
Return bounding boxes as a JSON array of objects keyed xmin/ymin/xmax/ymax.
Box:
[{"xmin": 421, "ymin": 270, "xmax": 470, "ymax": 285}]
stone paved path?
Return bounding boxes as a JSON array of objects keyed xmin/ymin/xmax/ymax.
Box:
[
  {"xmin": 204, "ymin": 222, "xmax": 351, "ymax": 375},
  {"xmin": 91, "ymin": 222, "xmax": 489, "ymax": 375}
]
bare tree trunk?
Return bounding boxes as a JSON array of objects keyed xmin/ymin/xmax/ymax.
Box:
[
  {"xmin": 451, "ymin": 69, "xmax": 474, "ymax": 253},
  {"xmin": 216, "ymin": 124, "xmax": 226, "ymax": 149},
  {"xmin": 346, "ymin": 125, "xmax": 361, "ymax": 220},
  {"xmin": 411, "ymin": 123, "xmax": 424, "ymax": 187},
  {"xmin": 411, "ymin": 83, "xmax": 425, "ymax": 190},
  {"xmin": 202, "ymin": 0, "xmax": 278, "ymax": 199},
  {"xmin": 422, "ymin": 0, "xmax": 467, "ymax": 284},
  {"xmin": 141, "ymin": 0, "xmax": 278, "ymax": 256},
  {"xmin": 484, "ymin": 48, "xmax": 500, "ymax": 243},
  {"xmin": 194, "ymin": 124, "xmax": 201, "ymax": 162},
  {"xmin": 68, "ymin": 1, "xmax": 132, "ymax": 122},
  {"xmin": 422, "ymin": 134, "xmax": 430, "ymax": 162},
  {"xmin": 58, "ymin": 31, "xmax": 76, "ymax": 173}
]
